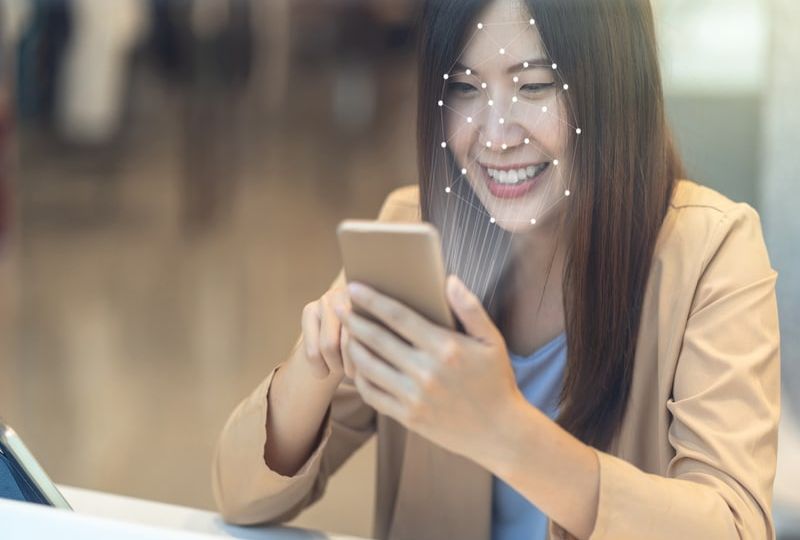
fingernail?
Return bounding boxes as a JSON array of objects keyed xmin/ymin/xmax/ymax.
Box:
[
  {"xmin": 348, "ymin": 282, "xmax": 366, "ymax": 299},
  {"xmin": 448, "ymin": 276, "xmax": 465, "ymax": 300}
]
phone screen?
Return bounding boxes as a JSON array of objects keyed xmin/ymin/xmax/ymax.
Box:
[{"xmin": 0, "ymin": 443, "xmax": 49, "ymax": 506}]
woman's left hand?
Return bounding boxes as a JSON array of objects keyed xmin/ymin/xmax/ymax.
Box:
[{"xmin": 338, "ymin": 275, "xmax": 524, "ymax": 462}]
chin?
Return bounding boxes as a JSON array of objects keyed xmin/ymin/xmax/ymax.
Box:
[
  {"xmin": 494, "ymin": 218, "xmax": 534, "ymax": 233},
  {"xmin": 475, "ymin": 191, "xmax": 566, "ymax": 234},
  {"xmin": 471, "ymin": 189, "xmax": 544, "ymax": 231}
]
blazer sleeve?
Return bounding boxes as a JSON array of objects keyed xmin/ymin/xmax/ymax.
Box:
[
  {"xmin": 574, "ymin": 203, "xmax": 781, "ymax": 540},
  {"xmin": 212, "ymin": 186, "xmax": 419, "ymax": 525}
]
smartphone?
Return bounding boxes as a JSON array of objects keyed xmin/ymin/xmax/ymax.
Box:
[
  {"xmin": 337, "ymin": 220, "xmax": 456, "ymax": 330},
  {"xmin": 0, "ymin": 422, "xmax": 72, "ymax": 509}
]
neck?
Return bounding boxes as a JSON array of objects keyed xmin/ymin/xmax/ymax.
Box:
[
  {"xmin": 497, "ymin": 215, "xmax": 569, "ymax": 356},
  {"xmin": 509, "ymin": 208, "xmax": 568, "ymax": 279}
]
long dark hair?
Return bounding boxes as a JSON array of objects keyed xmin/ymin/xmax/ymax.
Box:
[{"xmin": 416, "ymin": 0, "xmax": 683, "ymax": 450}]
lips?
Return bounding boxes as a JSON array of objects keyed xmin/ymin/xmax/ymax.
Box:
[{"xmin": 478, "ymin": 161, "xmax": 551, "ymax": 199}]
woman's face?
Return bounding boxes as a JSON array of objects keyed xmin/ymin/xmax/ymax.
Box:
[{"xmin": 442, "ymin": 0, "xmax": 575, "ymax": 233}]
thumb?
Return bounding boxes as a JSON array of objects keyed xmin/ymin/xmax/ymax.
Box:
[{"xmin": 446, "ymin": 275, "xmax": 499, "ymax": 343}]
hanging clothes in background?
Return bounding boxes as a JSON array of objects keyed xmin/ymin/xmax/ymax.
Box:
[
  {"xmin": 0, "ymin": 0, "xmax": 32, "ymax": 247},
  {"xmin": 15, "ymin": 0, "xmax": 71, "ymax": 128},
  {"xmin": 56, "ymin": 0, "xmax": 148, "ymax": 145},
  {"xmin": 151, "ymin": 0, "xmax": 252, "ymax": 88},
  {"xmin": 150, "ymin": 0, "xmax": 254, "ymax": 233},
  {"xmin": 10, "ymin": 0, "xmax": 147, "ymax": 144},
  {"xmin": 0, "ymin": 76, "xmax": 8, "ymax": 249}
]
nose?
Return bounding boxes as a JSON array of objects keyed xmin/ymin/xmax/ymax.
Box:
[{"xmin": 476, "ymin": 92, "xmax": 527, "ymax": 151}]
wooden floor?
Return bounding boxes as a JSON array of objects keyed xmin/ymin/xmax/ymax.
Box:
[{"xmin": 0, "ymin": 54, "xmax": 418, "ymax": 538}]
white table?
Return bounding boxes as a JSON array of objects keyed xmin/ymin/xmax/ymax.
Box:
[{"xmin": 0, "ymin": 485, "xmax": 368, "ymax": 540}]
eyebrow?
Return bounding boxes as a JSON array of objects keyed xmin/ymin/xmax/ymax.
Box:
[{"xmin": 452, "ymin": 58, "xmax": 551, "ymax": 76}]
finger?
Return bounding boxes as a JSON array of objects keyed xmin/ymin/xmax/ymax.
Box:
[
  {"xmin": 341, "ymin": 326, "xmax": 357, "ymax": 379},
  {"xmin": 347, "ymin": 282, "xmax": 448, "ymax": 352},
  {"xmin": 446, "ymin": 275, "xmax": 499, "ymax": 344},
  {"xmin": 342, "ymin": 310, "xmax": 426, "ymax": 381},
  {"xmin": 318, "ymin": 296, "xmax": 344, "ymax": 375},
  {"xmin": 348, "ymin": 338, "xmax": 415, "ymax": 404},
  {"xmin": 301, "ymin": 302, "xmax": 329, "ymax": 378},
  {"xmin": 353, "ymin": 371, "xmax": 408, "ymax": 425},
  {"xmin": 331, "ymin": 289, "xmax": 356, "ymax": 378}
]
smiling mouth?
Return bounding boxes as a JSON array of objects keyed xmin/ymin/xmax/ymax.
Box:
[
  {"xmin": 483, "ymin": 162, "xmax": 550, "ymax": 185},
  {"xmin": 475, "ymin": 161, "xmax": 552, "ymax": 200}
]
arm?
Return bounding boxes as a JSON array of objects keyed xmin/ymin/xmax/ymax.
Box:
[
  {"xmin": 211, "ymin": 186, "xmax": 420, "ymax": 525},
  {"xmin": 264, "ymin": 341, "xmax": 342, "ymax": 477},
  {"xmin": 486, "ymin": 203, "xmax": 780, "ymax": 539},
  {"xmin": 212, "ymin": 276, "xmax": 377, "ymax": 526}
]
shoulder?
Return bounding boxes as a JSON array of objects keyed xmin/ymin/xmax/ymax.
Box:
[
  {"xmin": 669, "ymin": 179, "xmax": 736, "ymax": 210},
  {"xmin": 376, "ymin": 184, "xmax": 421, "ymax": 222},
  {"xmin": 662, "ymin": 180, "xmax": 768, "ymax": 265},
  {"xmin": 655, "ymin": 180, "xmax": 775, "ymax": 307}
]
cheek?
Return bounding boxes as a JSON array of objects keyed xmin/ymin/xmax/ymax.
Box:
[
  {"xmin": 523, "ymin": 109, "xmax": 567, "ymax": 156},
  {"xmin": 444, "ymin": 112, "xmax": 476, "ymax": 163}
]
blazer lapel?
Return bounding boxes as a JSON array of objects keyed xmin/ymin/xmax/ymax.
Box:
[{"xmin": 388, "ymin": 430, "xmax": 492, "ymax": 540}]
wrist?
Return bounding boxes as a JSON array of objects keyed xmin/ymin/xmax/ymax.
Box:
[
  {"xmin": 290, "ymin": 343, "xmax": 344, "ymax": 384},
  {"xmin": 473, "ymin": 389, "xmax": 533, "ymax": 475}
]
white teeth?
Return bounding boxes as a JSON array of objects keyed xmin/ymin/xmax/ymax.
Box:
[{"xmin": 486, "ymin": 163, "xmax": 549, "ymax": 184}]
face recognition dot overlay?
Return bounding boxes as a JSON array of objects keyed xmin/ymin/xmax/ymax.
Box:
[
  {"xmin": 436, "ymin": 12, "xmax": 581, "ymax": 226},
  {"xmin": 432, "ymin": 4, "xmax": 583, "ymax": 306}
]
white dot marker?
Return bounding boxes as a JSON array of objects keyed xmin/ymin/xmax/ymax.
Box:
[
  {"xmin": 553, "ymin": 159, "xmax": 559, "ymax": 166},
  {"xmin": 488, "ymin": 99, "xmax": 494, "ymax": 106},
  {"xmin": 438, "ymin": 100, "xmax": 444, "ymax": 107},
  {"xmin": 513, "ymin": 76, "xmax": 519, "ymax": 83},
  {"xmin": 467, "ymin": 116, "xmax": 473, "ymax": 123},
  {"xmin": 499, "ymin": 118, "xmax": 505, "ymax": 124},
  {"xmin": 465, "ymin": 69, "xmax": 472, "ymax": 75},
  {"xmin": 499, "ymin": 48, "xmax": 506, "ymax": 55},
  {"xmin": 490, "ymin": 217, "xmax": 496, "ymax": 224},
  {"xmin": 523, "ymin": 61, "xmax": 529, "ymax": 68},
  {"xmin": 441, "ymin": 141, "xmax": 447, "ymax": 148},
  {"xmin": 461, "ymin": 168, "xmax": 467, "ymax": 175},
  {"xmin": 529, "ymin": 18, "xmax": 535, "ymax": 25},
  {"xmin": 501, "ymin": 143, "xmax": 508, "ymax": 150},
  {"xmin": 481, "ymin": 82, "xmax": 487, "ymax": 89},
  {"xmin": 565, "ymin": 190, "xmax": 571, "ymax": 197},
  {"xmin": 551, "ymin": 63, "xmax": 557, "ymax": 70},
  {"xmin": 524, "ymin": 138, "xmax": 530, "ymax": 144},
  {"xmin": 542, "ymin": 106, "xmax": 548, "ymax": 112},
  {"xmin": 445, "ymin": 186, "xmax": 451, "ymax": 193},
  {"xmin": 477, "ymin": 22, "xmax": 484, "ymax": 30},
  {"xmin": 443, "ymin": 73, "xmax": 449, "ymax": 80},
  {"xmin": 530, "ymin": 218, "xmax": 537, "ymax": 225},
  {"xmin": 512, "ymin": 96, "xmax": 518, "ymax": 103},
  {"xmin": 563, "ymin": 84, "xmax": 569, "ymax": 90},
  {"xmin": 576, "ymin": 128, "xmax": 582, "ymax": 134},
  {"xmin": 486, "ymin": 141, "xmax": 493, "ymax": 148}
]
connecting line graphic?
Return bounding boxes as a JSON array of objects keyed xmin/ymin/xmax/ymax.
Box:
[
  {"xmin": 434, "ymin": 15, "xmax": 581, "ymax": 226},
  {"xmin": 427, "ymin": 13, "xmax": 586, "ymax": 304}
]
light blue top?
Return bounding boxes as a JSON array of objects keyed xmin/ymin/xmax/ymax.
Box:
[{"xmin": 491, "ymin": 332, "xmax": 567, "ymax": 540}]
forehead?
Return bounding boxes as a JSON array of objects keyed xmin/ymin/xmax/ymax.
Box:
[{"xmin": 459, "ymin": 0, "xmax": 547, "ymax": 69}]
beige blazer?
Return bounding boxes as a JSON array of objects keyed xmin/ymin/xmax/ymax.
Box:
[{"xmin": 212, "ymin": 180, "xmax": 780, "ymax": 540}]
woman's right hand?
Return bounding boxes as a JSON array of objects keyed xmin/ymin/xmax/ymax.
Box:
[{"xmin": 300, "ymin": 286, "xmax": 356, "ymax": 381}]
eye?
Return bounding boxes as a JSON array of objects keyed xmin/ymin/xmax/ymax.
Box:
[
  {"xmin": 519, "ymin": 82, "xmax": 556, "ymax": 95},
  {"xmin": 446, "ymin": 82, "xmax": 480, "ymax": 96}
]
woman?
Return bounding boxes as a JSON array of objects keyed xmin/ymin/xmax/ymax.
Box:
[{"xmin": 212, "ymin": 0, "xmax": 780, "ymax": 538}]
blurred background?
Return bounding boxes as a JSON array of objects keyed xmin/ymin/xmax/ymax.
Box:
[{"xmin": 0, "ymin": 0, "xmax": 797, "ymax": 538}]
